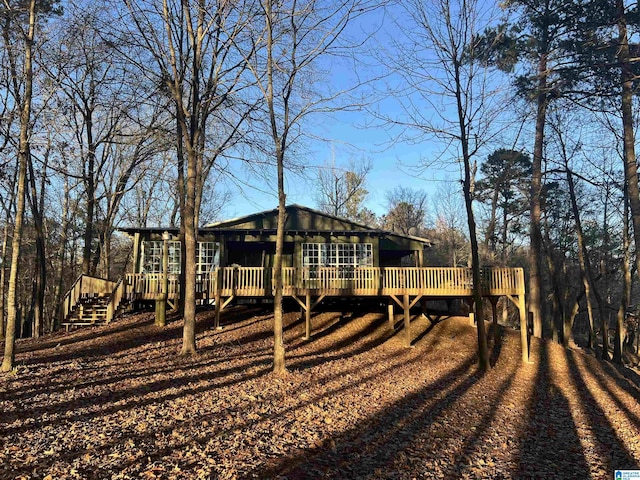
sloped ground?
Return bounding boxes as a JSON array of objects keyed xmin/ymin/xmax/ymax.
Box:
[{"xmin": 1, "ymin": 305, "xmax": 639, "ymax": 479}]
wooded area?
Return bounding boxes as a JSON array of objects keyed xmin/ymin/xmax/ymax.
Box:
[{"xmin": 1, "ymin": 0, "xmax": 640, "ymax": 375}]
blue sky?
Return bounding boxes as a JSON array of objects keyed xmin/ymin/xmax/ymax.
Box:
[{"xmin": 217, "ymin": 0, "xmax": 507, "ymax": 222}]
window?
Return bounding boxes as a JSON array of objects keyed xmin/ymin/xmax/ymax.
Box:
[
  {"xmin": 302, "ymin": 243, "xmax": 373, "ymax": 277},
  {"xmin": 141, "ymin": 241, "xmax": 220, "ymax": 274},
  {"xmin": 141, "ymin": 241, "xmax": 181, "ymax": 274},
  {"xmin": 196, "ymin": 242, "xmax": 220, "ymax": 273}
]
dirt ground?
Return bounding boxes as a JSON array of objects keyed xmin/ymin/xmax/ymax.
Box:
[{"xmin": 1, "ymin": 305, "xmax": 640, "ymax": 479}]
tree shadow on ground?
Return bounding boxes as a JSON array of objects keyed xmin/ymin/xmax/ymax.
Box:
[
  {"xmin": 18, "ymin": 319, "xmax": 185, "ymax": 366},
  {"xmin": 253, "ymin": 356, "xmax": 481, "ymax": 479},
  {"xmin": 441, "ymin": 368, "xmax": 518, "ymax": 478},
  {"xmin": 287, "ymin": 314, "xmax": 395, "ymax": 371},
  {"xmin": 1, "ymin": 315, "xmax": 453, "ymax": 478},
  {"xmin": 516, "ymin": 341, "xmax": 591, "ymax": 478},
  {"xmin": 600, "ymin": 361, "xmax": 640, "ymax": 400},
  {"xmin": 565, "ymin": 350, "xmax": 639, "ymax": 471},
  {"xmin": 577, "ymin": 354, "xmax": 640, "ymax": 433}
]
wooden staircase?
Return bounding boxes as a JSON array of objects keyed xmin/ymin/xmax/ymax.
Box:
[
  {"xmin": 61, "ymin": 275, "xmax": 127, "ymax": 330},
  {"xmin": 65, "ymin": 294, "xmax": 111, "ymax": 327}
]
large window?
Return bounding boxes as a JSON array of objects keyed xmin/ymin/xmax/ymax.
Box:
[
  {"xmin": 141, "ymin": 241, "xmax": 220, "ymax": 274},
  {"xmin": 141, "ymin": 241, "xmax": 181, "ymax": 274},
  {"xmin": 196, "ymin": 242, "xmax": 220, "ymax": 273},
  {"xmin": 302, "ymin": 243, "xmax": 373, "ymax": 276}
]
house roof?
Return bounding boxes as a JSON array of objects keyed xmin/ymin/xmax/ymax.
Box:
[
  {"xmin": 205, "ymin": 204, "xmax": 431, "ymax": 245},
  {"xmin": 205, "ymin": 204, "xmax": 375, "ymax": 230},
  {"xmin": 119, "ymin": 204, "xmax": 431, "ymax": 246}
]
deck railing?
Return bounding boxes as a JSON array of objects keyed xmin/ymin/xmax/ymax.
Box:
[
  {"xmin": 60, "ymin": 274, "xmax": 118, "ymax": 324},
  {"xmin": 125, "ymin": 266, "xmax": 524, "ymax": 300}
]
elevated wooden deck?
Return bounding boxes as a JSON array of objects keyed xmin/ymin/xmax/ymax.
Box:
[
  {"xmin": 61, "ymin": 267, "xmax": 527, "ymax": 357},
  {"xmin": 124, "ymin": 266, "xmax": 524, "ymax": 300}
]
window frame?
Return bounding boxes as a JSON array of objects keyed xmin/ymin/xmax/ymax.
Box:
[
  {"xmin": 141, "ymin": 240, "xmax": 220, "ymax": 274},
  {"xmin": 302, "ymin": 242, "xmax": 373, "ymax": 278}
]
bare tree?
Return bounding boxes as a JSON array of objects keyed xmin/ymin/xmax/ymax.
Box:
[
  {"xmin": 549, "ymin": 115, "xmax": 609, "ymax": 357},
  {"xmin": 382, "ymin": 186, "xmax": 428, "ymax": 235},
  {"xmin": 380, "ymin": 0, "xmax": 510, "ymax": 370},
  {"xmin": 2, "ymin": 0, "xmax": 39, "ymax": 371},
  {"xmin": 118, "ymin": 0, "xmax": 257, "ymax": 354},
  {"xmin": 244, "ymin": 0, "xmax": 378, "ymax": 374},
  {"xmin": 316, "ymin": 157, "xmax": 372, "ymax": 221}
]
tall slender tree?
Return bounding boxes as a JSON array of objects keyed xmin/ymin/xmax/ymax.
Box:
[
  {"xmin": 381, "ymin": 0, "xmax": 511, "ymax": 369},
  {"xmin": 1, "ymin": 0, "xmax": 59, "ymax": 371},
  {"xmin": 244, "ymin": 0, "xmax": 377, "ymax": 373},
  {"xmin": 480, "ymin": 0, "xmax": 583, "ymax": 338}
]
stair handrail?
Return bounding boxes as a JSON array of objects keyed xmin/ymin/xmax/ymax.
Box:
[
  {"xmin": 60, "ymin": 273, "xmax": 85, "ymax": 326},
  {"xmin": 106, "ymin": 277, "xmax": 125, "ymax": 323},
  {"xmin": 60, "ymin": 274, "xmax": 119, "ymax": 326}
]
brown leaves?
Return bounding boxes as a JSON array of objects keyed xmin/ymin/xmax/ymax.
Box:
[{"xmin": 1, "ymin": 308, "xmax": 639, "ymax": 479}]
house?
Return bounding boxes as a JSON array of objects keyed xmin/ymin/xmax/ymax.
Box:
[
  {"xmin": 121, "ymin": 204, "xmax": 431, "ymax": 276},
  {"xmin": 61, "ymin": 205, "xmax": 526, "ymax": 347}
]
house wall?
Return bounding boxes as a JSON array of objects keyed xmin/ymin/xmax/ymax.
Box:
[{"xmin": 131, "ymin": 232, "xmax": 427, "ymax": 272}]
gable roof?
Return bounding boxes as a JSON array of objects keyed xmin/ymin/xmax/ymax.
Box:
[
  {"xmin": 205, "ymin": 204, "xmax": 431, "ymax": 245},
  {"xmin": 205, "ymin": 204, "xmax": 373, "ymax": 230},
  {"xmin": 118, "ymin": 204, "xmax": 431, "ymax": 247}
]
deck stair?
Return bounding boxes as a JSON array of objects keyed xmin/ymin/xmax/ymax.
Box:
[
  {"xmin": 61, "ymin": 275, "xmax": 127, "ymax": 330},
  {"xmin": 65, "ymin": 294, "xmax": 111, "ymax": 326}
]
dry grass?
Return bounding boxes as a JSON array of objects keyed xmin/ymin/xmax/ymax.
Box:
[{"xmin": 1, "ymin": 305, "xmax": 639, "ymax": 479}]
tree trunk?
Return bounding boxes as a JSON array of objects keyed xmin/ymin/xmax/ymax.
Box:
[
  {"xmin": 566, "ymin": 167, "xmax": 608, "ymax": 359},
  {"xmin": 614, "ymin": 178, "xmax": 630, "ymax": 363},
  {"xmin": 180, "ymin": 147, "xmax": 198, "ymax": 355},
  {"xmin": 0, "ymin": 222, "xmax": 8, "ymax": 340},
  {"xmin": 82, "ymin": 127, "xmax": 96, "ymax": 276},
  {"xmin": 27, "ymin": 153, "xmax": 46, "ymax": 337},
  {"xmin": 529, "ymin": 51, "xmax": 548, "ymax": 339},
  {"xmin": 542, "ymin": 235, "xmax": 563, "ymax": 344},
  {"xmin": 265, "ymin": 0, "xmax": 286, "ymax": 375},
  {"xmin": 484, "ymin": 187, "xmax": 499, "ymax": 254},
  {"xmin": 54, "ymin": 165, "xmax": 71, "ymax": 332},
  {"xmin": 454, "ymin": 59, "xmax": 489, "ymax": 372},
  {"xmin": 272, "ymin": 166, "xmax": 287, "ymax": 374},
  {"xmin": 617, "ymin": 1, "xmax": 640, "ymax": 313},
  {"xmin": 2, "ymin": 0, "xmax": 35, "ymax": 372},
  {"xmin": 176, "ymin": 118, "xmax": 186, "ymax": 317}
]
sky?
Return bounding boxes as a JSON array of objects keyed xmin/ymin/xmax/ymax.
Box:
[
  {"xmin": 220, "ymin": 111, "xmax": 461, "ymax": 220},
  {"xmin": 215, "ymin": 0, "xmax": 511, "ymax": 223}
]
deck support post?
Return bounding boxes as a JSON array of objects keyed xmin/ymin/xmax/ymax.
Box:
[
  {"xmin": 303, "ymin": 291, "xmax": 312, "ymax": 340},
  {"xmin": 519, "ymin": 293, "xmax": 529, "ymax": 362},
  {"xmin": 214, "ymin": 268, "xmax": 222, "ymax": 330},
  {"xmin": 489, "ymin": 297, "xmax": 498, "ymax": 326},
  {"xmin": 154, "ymin": 295, "xmax": 166, "ymax": 327},
  {"xmin": 466, "ymin": 298, "xmax": 475, "ymax": 325},
  {"xmin": 404, "ymin": 293, "xmax": 412, "ymax": 348},
  {"xmin": 387, "ymin": 300, "xmax": 394, "ymax": 329},
  {"xmin": 154, "ymin": 231, "xmax": 170, "ymax": 328},
  {"xmin": 489, "ymin": 297, "xmax": 499, "ymax": 341},
  {"xmin": 446, "ymin": 298, "xmax": 454, "ymax": 314},
  {"xmin": 502, "ymin": 297, "xmax": 509, "ymax": 324}
]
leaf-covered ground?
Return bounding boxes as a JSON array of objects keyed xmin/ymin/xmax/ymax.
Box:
[{"xmin": 1, "ymin": 305, "xmax": 640, "ymax": 479}]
